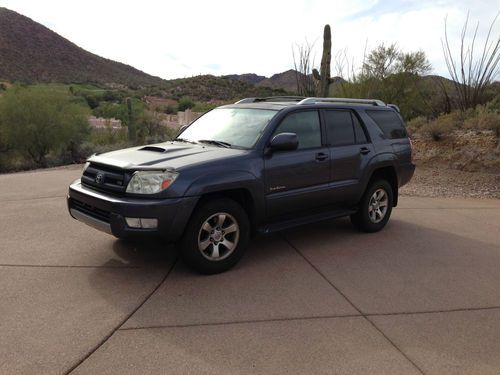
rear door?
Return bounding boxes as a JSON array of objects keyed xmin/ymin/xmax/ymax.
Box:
[
  {"xmin": 264, "ymin": 110, "xmax": 330, "ymax": 217},
  {"xmin": 323, "ymin": 109, "xmax": 374, "ymax": 202}
]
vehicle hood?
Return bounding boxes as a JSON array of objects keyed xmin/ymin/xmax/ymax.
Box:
[{"xmin": 87, "ymin": 142, "xmax": 249, "ymax": 170}]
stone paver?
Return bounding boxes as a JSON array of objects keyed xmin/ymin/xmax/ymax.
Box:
[
  {"xmin": 372, "ymin": 309, "xmax": 500, "ymax": 375},
  {"xmin": 284, "ymin": 207, "xmax": 500, "ymax": 314},
  {"xmin": 0, "ymin": 167, "xmax": 499, "ymax": 374},
  {"xmin": 123, "ymin": 236, "xmax": 357, "ymax": 329},
  {"xmin": 74, "ymin": 318, "xmax": 421, "ymax": 375}
]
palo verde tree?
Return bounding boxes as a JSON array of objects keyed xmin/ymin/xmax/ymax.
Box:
[
  {"xmin": 442, "ymin": 13, "xmax": 500, "ymax": 110},
  {"xmin": 335, "ymin": 44, "xmax": 432, "ymax": 120},
  {"xmin": 0, "ymin": 86, "xmax": 89, "ymax": 167}
]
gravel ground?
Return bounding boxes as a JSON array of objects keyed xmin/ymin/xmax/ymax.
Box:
[{"xmin": 401, "ymin": 165, "xmax": 500, "ymax": 199}]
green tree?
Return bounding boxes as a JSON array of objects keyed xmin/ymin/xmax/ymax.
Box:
[
  {"xmin": 335, "ymin": 44, "xmax": 433, "ymax": 120},
  {"xmin": 0, "ymin": 86, "xmax": 89, "ymax": 167},
  {"xmin": 178, "ymin": 96, "xmax": 195, "ymax": 111}
]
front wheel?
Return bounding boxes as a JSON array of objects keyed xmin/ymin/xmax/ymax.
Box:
[
  {"xmin": 351, "ymin": 180, "xmax": 393, "ymax": 233},
  {"xmin": 179, "ymin": 198, "xmax": 250, "ymax": 274}
]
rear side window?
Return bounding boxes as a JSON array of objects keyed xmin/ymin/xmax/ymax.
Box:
[
  {"xmin": 366, "ymin": 110, "xmax": 407, "ymax": 139},
  {"xmin": 273, "ymin": 110, "xmax": 321, "ymax": 149},
  {"xmin": 324, "ymin": 110, "xmax": 354, "ymax": 146},
  {"xmin": 324, "ymin": 110, "xmax": 368, "ymax": 146}
]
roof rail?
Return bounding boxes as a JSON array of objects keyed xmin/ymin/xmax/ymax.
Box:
[
  {"xmin": 297, "ymin": 97, "xmax": 386, "ymax": 106},
  {"xmin": 387, "ymin": 104, "xmax": 400, "ymax": 113},
  {"xmin": 235, "ymin": 96, "xmax": 306, "ymax": 104}
]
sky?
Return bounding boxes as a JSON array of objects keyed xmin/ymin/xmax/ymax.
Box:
[{"xmin": 0, "ymin": 0, "xmax": 498, "ymax": 80}]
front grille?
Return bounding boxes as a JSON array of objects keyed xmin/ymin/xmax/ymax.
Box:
[
  {"xmin": 70, "ymin": 198, "xmax": 111, "ymax": 223},
  {"xmin": 81, "ymin": 163, "xmax": 131, "ymax": 195}
]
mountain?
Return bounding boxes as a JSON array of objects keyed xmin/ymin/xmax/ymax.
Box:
[
  {"xmin": 225, "ymin": 70, "xmax": 306, "ymax": 93},
  {"xmin": 0, "ymin": 7, "xmax": 164, "ymax": 86},
  {"xmin": 255, "ymin": 69, "xmax": 300, "ymax": 92},
  {"xmin": 158, "ymin": 75, "xmax": 291, "ymax": 102},
  {"xmin": 223, "ymin": 73, "xmax": 266, "ymax": 85}
]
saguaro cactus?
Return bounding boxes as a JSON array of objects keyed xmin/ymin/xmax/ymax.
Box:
[{"xmin": 312, "ymin": 24, "xmax": 333, "ymax": 97}]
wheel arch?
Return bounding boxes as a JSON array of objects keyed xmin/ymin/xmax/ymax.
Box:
[
  {"xmin": 190, "ymin": 188, "xmax": 257, "ymax": 233},
  {"xmin": 366, "ymin": 165, "xmax": 399, "ymax": 207}
]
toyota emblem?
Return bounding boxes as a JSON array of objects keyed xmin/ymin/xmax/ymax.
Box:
[{"xmin": 95, "ymin": 173, "xmax": 104, "ymax": 184}]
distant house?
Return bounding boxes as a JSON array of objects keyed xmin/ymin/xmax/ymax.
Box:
[
  {"xmin": 178, "ymin": 109, "xmax": 203, "ymax": 126},
  {"xmin": 88, "ymin": 116, "xmax": 123, "ymax": 130},
  {"xmin": 161, "ymin": 109, "xmax": 203, "ymax": 129}
]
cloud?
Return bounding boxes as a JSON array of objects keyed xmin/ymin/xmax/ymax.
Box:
[{"xmin": 0, "ymin": 0, "xmax": 498, "ymax": 79}]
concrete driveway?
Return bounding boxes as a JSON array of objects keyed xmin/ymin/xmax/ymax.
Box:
[{"xmin": 0, "ymin": 165, "xmax": 499, "ymax": 375}]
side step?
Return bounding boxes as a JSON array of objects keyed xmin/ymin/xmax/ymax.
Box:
[{"xmin": 257, "ymin": 208, "xmax": 356, "ymax": 234}]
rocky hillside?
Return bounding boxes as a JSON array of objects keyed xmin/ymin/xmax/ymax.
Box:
[
  {"xmin": 158, "ymin": 74, "xmax": 290, "ymax": 102},
  {"xmin": 412, "ymin": 131, "xmax": 500, "ymax": 173},
  {"xmin": 0, "ymin": 7, "xmax": 164, "ymax": 86},
  {"xmin": 223, "ymin": 73, "xmax": 266, "ymax": 85}
]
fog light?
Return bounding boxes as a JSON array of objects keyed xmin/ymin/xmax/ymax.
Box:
[
  {"xmin": 125, "ymin": 217, "xmax": 158, "ymax": 229},
  {"xmin": 140, "ymin": 218, "xmax": 158, "ymax": 229},
  {"xmin": 125, "ymin": 217, "xmax": 142, "ymax": 228}
]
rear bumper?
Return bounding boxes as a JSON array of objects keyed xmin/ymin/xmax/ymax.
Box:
[
  {"xmin": 67, "ymin": 180, "xmax": 198, "ymax": 241},
  {"xmin": 398, "ymin": 162, "xmax": 416, "ymax": 187}
]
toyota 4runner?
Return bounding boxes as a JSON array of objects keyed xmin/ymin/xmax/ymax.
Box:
[{"xmin": 68, "ymin": 96, "xmax": 415, "ymax": 274}]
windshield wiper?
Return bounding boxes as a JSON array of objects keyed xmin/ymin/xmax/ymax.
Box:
[
  {"xmin": 197, "ymin": 139, "xmax": 232, "ymax": 148},
  {"xmin": 173, "ymin": 137, "xmax": 197, "ymax": 144}
]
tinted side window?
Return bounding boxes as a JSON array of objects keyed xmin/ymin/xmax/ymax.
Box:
[
  {"xmin": 274, "ymin": 111, "xmax": 321, "ymax": 149},
  {"xmin": 324, "ymin": 110, "xmax": 355, "ymax": 146},
  {"xmin": 367, "ymin": 110, "xmax": 407, "ymax": 139},
  {"xmin": 352, "ymin": 114, "xmax": 368, "ymax": 144}
]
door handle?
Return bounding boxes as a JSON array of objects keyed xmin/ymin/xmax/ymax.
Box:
[
  {"xmin": 315, "ymin": 152, "xmax": 329, "ymax": 161},
  {"xmin": 360, "ymin": 147, "xmax": 371, "ymax": 155}
]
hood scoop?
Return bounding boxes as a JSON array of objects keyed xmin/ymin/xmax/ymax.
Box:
[{"xmin": 138, "ymin": 146, "xmax": 167, "ymax": 153}]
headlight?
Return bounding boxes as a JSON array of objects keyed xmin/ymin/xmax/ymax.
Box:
[{"xmin": 126, "ymin": 170, "xmax": 179, "ymax": 194}]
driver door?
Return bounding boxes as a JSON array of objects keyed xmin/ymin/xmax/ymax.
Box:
[{"xmin": 264, "ymin": 110, "xmax": 330, "ymax": 218}]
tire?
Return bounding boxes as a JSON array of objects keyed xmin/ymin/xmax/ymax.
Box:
[
  {"xmin": 350, "ymin": 179, "xmax": 393, "ymax": 233},
  {"xmin": 179, "ymin": 198, "xmax": 250, "ymax": 274}
]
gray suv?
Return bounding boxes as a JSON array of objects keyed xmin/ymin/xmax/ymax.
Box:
[{"xmin": 68, "ymin": 96, "xmax": 415, "ymax": 274}]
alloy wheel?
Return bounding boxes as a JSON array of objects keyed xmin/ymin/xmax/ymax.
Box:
[{"xmin": 197, "ymin": 212, "xmax": 240, "ymax": 261}]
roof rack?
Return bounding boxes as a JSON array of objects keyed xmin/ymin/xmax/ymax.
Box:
[
  {"xmin": 387, "ymin": 104, "xmax": 400, "ymax": 113},
  {"xmin": 297, "ymin": 97, "xmax": 386, "ymax": 106},
  {"xmin": 235, "ymin": 96, "xmax": 306, "ymax": 104},
  {"xmin": 234, "ymin": 96, "xmax": 397, "ymax": 109}
]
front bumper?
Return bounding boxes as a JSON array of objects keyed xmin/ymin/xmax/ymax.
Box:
[{"xmin": 67, "ymin": 180, "xmax": 198, "ymax": 241}]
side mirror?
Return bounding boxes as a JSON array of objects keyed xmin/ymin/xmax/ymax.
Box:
[
  {"xmin": 177, "ymin": 124, "xmax": 189, "ymax": 137},
  {"xmin": 270, "ymin": 132, "xmax": 299, "ymax": 151}
]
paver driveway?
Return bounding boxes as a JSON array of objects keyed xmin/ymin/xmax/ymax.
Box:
[{"xmin": 0, "ymin": 166, "xmax": 499, "ymax": 374}]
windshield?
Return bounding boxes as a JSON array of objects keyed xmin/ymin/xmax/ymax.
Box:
[{"xmin": 177, "ymin": 108, "xmax": 278, "ymax": 149}]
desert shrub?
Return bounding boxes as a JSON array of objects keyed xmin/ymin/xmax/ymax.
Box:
[
  {"xmin": 0, "ymin": 86, "xmax": 90, "ymax": 167},
  {"xmin": 178, "ymin": 96, "xmax": 195, "ymax": 111},
  {"xmin": 406, "ymin": 116, "xmax": 428, "ymax": 136},
  {"xmin": 72, "ymin": 141, "xmax": 132, "ymax": 162},
  {"xmin": 192, "ymin": 102, "xmax": 217, "ymax": 113},
  {"xmin": 164, "ymin": 104, "xmax": 177, "ymax": 114},
  {"xmin": 410, "ymin": 111, "xmax": 463, "ymax": 141},
  {"xmin": 420, "ymin": 118, "xmax": 456, "ymax": 141},
  {"xmin": 464, "ymin": 112, "xmax": 500, "ymax": 138},
  {"xmin": 90, "ymin": 127, "xmax": 128, "ymax": 145}
]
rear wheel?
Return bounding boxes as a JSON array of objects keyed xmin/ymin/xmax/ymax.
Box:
[
  {"xmin": 180, "ymin": 198, "xmax": 250, "ymax": 274},
  {"xmin": 351, "ymin": 180, "xmax": 393, "ymax": 233}
]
